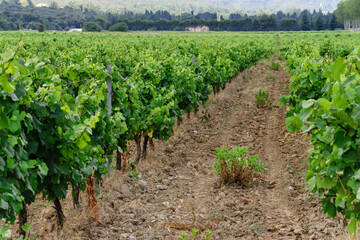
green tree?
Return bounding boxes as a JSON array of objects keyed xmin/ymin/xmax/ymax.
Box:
[
  {"xmin": 252, "ymin": 19, "xmax": 260, "ymax": 30},
  {"xmin": 37, "ymin": 24, "xmax": 45, "ymax": 32},
  {"xmin": 315, "ymin": 12, "xmax": 325, "ymax": 30},
  {"xmin": 329, "ymin": 14, "xmax": 338, "ymax": 30},
  {"xmin": 280, "ymin": 18, "xmax": 298, "ymax": 31},
  {"xmin": 243, "ymin": 17, "xmax": 253, "ymax": 31},
  {"xmin": 300, "ymin": 10, "xmax": 311, "ymax": 31},
  {"xmin": 156, "ymin": 19, "xmax": 170, "ymax": 30},
  {"xmin": 94, "ymin": 17, "xmax": 107, "ymax": 30},
  {"xmin": 336, "ymin": 1, "xmax": 348, "ymax": 23},
  {"xmin": 82, "ymin": 21, "xmax": 101, "ymax": 32},
  {"xmin": 257, "ymin": 14, "xmax": 277, "ymax": 31},
  {"xmin": 108, "ymin": 22, "xmax": 128, "ymax": 32}
]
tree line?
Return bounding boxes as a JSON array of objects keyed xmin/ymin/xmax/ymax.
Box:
[
  {"xmin": 0, "ymin": 0, "xmax": 343, "ymax": 32},
  {"xmin": 85, "ymin": 10, "xmax": 340, "ymax": 32}
]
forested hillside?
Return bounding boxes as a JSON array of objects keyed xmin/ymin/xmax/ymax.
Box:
[
  {"xmin": 31, "ymin": 0, "xmax": 341, "ymax": 14},
  {"xmin": 0, "ymin": 0, "xmax": 97, "ymax": 30}
]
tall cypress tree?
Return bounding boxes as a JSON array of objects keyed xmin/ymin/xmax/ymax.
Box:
[
  {"xmin": 329, "ymin": 14, "xmax": 338, "ymax": 30},
  {"xmin": 300, "ymin": 10, "xmax": 311, "ymax": 31},
  {"xmin": 315, "ymin": 13, "xmax": 325, "ymax": 30}
]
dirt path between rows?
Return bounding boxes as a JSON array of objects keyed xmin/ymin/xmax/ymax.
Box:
[{"xmin": 27, "ymin": 57, "xmax": 349, "ymax": 240}]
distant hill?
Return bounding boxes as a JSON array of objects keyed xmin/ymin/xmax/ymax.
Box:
[{"xmin": 32, "ymin": 0, "xmax": 341, "ymax": 14}]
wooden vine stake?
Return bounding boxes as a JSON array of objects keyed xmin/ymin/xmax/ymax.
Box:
[
  {"xmin": 106, "ymin": 65, "xmax": 112, "ymax": 177},
  {"xmin": 116, "ymin": 147, "xmax": 122, "ymax": 171},
  {"xmin": 86, "ymin": 174, "xmax": 100, "ymax": 223}
]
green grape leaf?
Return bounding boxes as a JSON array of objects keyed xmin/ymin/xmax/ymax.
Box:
[
  {"xmin": 0, "ymin": 111, "xmax": 9, "ymax": 130},
  {"xmin": 317, "ymin": 127, "xmax": 335, "ymax": 144},
  {"xmin": 0, "ymin": 199, "xmax": 9, "ymax": 210},
  {"xmin": 321, "ymin": 198, "xmax": 336, "ymax": 218},
  {"xmin": 301, "ymin": 99, "xmax": 315, "ymax": 109},
  {"xmin": 4, "ymin": 146, "xmax": 15, "ymax": 158},
  {"xmin": 9, "ymin": 110, "xmax": 26, "ymax": 133},
  {"xmin": 348, "ymin": 218, "xmax": 358, "ymax": 237},
  {"xmin": 316, "ymin": 175, "xmax": 336, "ymax": 189},
  {"xmin": 38, "ymin": 162, "xmax": 49, "ymax": 177},
  {"xmin": 317, "ymin": 98, "xmax": 331, "ymax": 111},
  {"xmin": 77, "ymin": 137, "xmax": 88, "ymax": 150},
  {"xmin": 0, "ymin": 157, "xmax": 5, "ymax": 171},
  {"xmin": 299, "ymin": 108, "xmax": 313, "ymax": 122},
  {"xmin": 331, "ymin": 57, "xmax": 346, "ymax": 81},
  {"xmin": 19, "ymin": 160, "xmax": 37, "ymax": 173},
  {"xmin": 343, "ymin": 149, "xmax": 357, "ymax": 163},
  {"xmin": 333, "ymin": 94, "xmax": 349, "ymax": 110},
  {"xmin": 333, "ymin": 111, "xmax": 357, "ymax": 129},
  {"xmin": 348, "ymin": 180, "xmax": 360, "ymax": 194},
  {"xmin": 286, "ymin": 116, "xmax": 303, "ymax": 133},
  {"xmin": 308, "ymin": 176, "xmax": 316, "ymax": 191},
  {"xmin": 335, "ymin": 197, "xmax": 346, "ymax": 209},
  {"xmin": 26, "ymin": 176, "xmax": 38, "ymax": 194},
  {"xmin": 53, "ymin": 183, "xmax": 68, "ymax": 198},
  {"xmin": 0, "ymin": 75, "xmax": 14, "ymax": 93}
]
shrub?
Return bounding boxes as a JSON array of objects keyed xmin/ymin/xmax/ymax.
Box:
[
  {"xmin": 82, "ymin": 22, "xmax": 101, "ymax": 32},
  {"xmin": 109, "ymin": 22, "xmax": 128, "ymax": 32},
  {"xmin": 37, "ymin": 24, "xmax": 45, "ymax": 32},
  {"xmin": 213, "ymin": 146, "xmax": 265, "ymax": 186},
  {"xmin": 255, "ymin": 88, "xmax": 271, "ymax": 108}
]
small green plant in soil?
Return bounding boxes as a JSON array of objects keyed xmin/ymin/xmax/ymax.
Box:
[
  {"xmin": 204, "ymin": 230, "xmax": 212, "ymax": 239},
  {"xmin": 0, "ymin": 227, "xmax": 12, "ymax": 239},
  {"xmin": 269, "ymin": 61, "xmax": 280, "ymax": 71},
  {"xmin": 128, "ymin": 170, "xmax": 140, "ymax": 181},
  {"xmin": 0, "ymin": 223, "xmax": 37, "ymax": 240},
  {"xmin": 18, "ymin": 223, "xmax": 37, "ymax": 240},
  {"xmin": 177, "ymin": 229, "xmax": 212, "ymax": 239},
  {"xmin": 178, "ymin": 232, "xmax": 189, "ymax": 240},
  {"xmin": 213, "ymin": 146, "xmax": 266, "ymax": 186},
  {"xmin": 248, "ymin": 223, "xmax": 264, "ymax": 233},
  {"xmin": 191, "ymin": 229, "xmax": 199, "ymax": 238},
  {"xmin": 255, "ymin": 88, "xmax": 271, "ymax": 108}
]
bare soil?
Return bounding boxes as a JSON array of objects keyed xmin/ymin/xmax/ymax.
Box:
[{"xmin": 18, "ymin": 58, "xmax": 350, "ymax": 239}]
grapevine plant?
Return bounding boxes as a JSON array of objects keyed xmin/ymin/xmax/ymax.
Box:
[{"xmin": 285, "ymin": 45, "xmax": 360, "ymax": 235}]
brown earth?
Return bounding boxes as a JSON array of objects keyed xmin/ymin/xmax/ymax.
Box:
[{"xmin": 17, "ymin": 57, "xmax": 350, "ymax": 240}]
